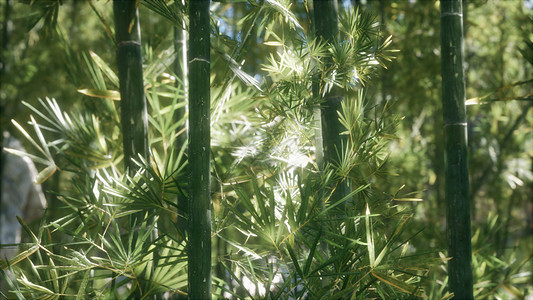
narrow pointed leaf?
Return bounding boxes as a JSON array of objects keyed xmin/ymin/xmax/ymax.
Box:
[
  {"xmin": 89, "ymin": 50, "xmax": 119, "ymax": 87},
  {"xmin": 372, "ymin": 271, "xmax": 419, "ymax": 295},
  {"xmin": 78, "ymin": 89, "xmax": 121, "ymax": 101}
]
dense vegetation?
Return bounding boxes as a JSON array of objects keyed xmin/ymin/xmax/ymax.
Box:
[{"xmin": 0, "ymin": 0, "xmax": 531, "ymax": 299}]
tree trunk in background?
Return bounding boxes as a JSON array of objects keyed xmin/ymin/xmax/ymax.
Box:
[
  {"xmin": 188, "ymin": 0, "xmax": 211, "ymax": 298},
  {"xmin": 313, "ymin": 0, "xmax": 351, "ymax": 210},
  {"xmin": 1, "ymin": 0, "xmax": 13, "ymax": 211},
  {"xmin": 440, "ymin": 0, "xmax": 473, "ymax": 298},
  {"xmin": 174, "ymin": 0, "xmax": 188, "ymax": 240},
  {"xmin": 113, "ymin": 0, "xmax": 149, "ymax": 174}
]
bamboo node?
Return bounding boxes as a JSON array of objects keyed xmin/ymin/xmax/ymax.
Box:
[
  {"xmin": 190, "ymin": 57, "xmax": 210, "ymax": 64},
  {"xmin": 440, "ymin": 12, "xmax": 463, "ymax": 18},
  {"xmin": 117, "ymin": 40, "xmax": 141, "ymax": 46},
  {"xmin": 443, "ymin": 122, "xmax": 467, "ymax": 127}
]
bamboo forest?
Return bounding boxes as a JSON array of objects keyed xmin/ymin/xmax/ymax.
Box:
[{"xmin": 0, "ymin": 0, "xmax": 531, "ymax": 299}]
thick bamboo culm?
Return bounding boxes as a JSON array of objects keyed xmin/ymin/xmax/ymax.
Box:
[
  {"xmin": 113, "ymin": 0, "xmax": 149, "ymax": 174},
  {"xmin": 188, "ymin": 0, "xmax": 212, "ymax": 298},
  {"xmin": 440, "ymin": 0, "xmax": 474, "ymax": 298}
]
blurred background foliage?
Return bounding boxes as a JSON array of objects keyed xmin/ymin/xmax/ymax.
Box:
[{"xmin": 0, "ymin": 0, "xmax": 531, "ymax": 298}]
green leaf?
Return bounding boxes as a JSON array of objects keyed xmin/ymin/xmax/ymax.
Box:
[
  {"xmin": 10, "ymin": 120, "xmax": 52, "ymax": 162},
  {"xmin": 78, "ymin": 89, "xmax": 121, "ymax": 101},
  {"xmin": 303, "ymin": 229, "xmax": 321, "ymax": 274},
  {"xmin": 19, "ymin": 273, "xmax": 55, "ymax": 295},
  {"xmin": 372, "ymin": 271, "xmax": 419, "ymax": 296},
  {"xmin": 365, "ymin": 204, "xmax": 375, "ymax": 268},
  {"xmin": 141, "ymin": 0, "xmax": 183, "ymax": 28},
  {"xmin": 35, "ymin": 164, "xmax": 57, "ymax": 184},
  {"xmin": 221, "ymin": 53, "xmax": 263, "ymax": 92},
  {"xmin": 2, "ymin": 148, "xmax": 50, "ymax": 167},
  {"xmin": 317, "ymin": 184, "xmax": 370, "ymax": 218},
  {"xmin": 2, "ymin": 245, "xmax": 40, "ymax": 269},
  {"xmin": 76, "ymin": 270, "xmax": 91, "ymax": 300},
  {"xmin": 89, "ymin": 50, "xmax": 119, "ymax": 87},
  {"xmin": 286, "ymin": 243, "xmax": 303, "ymax": 279},
  {"xmin": 265, "ymin": 0, "xmax": 302, "ymax": 30},
  {"xmin": 218, "ymin": 236, "xmax": 262, "ymax": 260}
]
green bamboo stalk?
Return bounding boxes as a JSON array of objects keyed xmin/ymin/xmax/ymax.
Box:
[
  {"xmin": 440, "ymin": 0, "xmax": 473, "ymax": 298},
  {"xmin": 188, "ymin": 0, "xmax": 211, "ymax": 298},
  {"xmin": 313, "ymin": 0, "xmax": 351, "ymax": 208},
  {"xmin": 1, "ymin": 0, "xmax": 13, "ymax": 211},
  {"xmin": 113, "ymin": 4, "xmax": 154, "ymax": 297},
  {"xmin": 113, "ymin": 0, "xmax": 149, "ymax": 174}
]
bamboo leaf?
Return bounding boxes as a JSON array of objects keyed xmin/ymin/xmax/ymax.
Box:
[
  {"xmin": 371, "ymin": 271, "xmax": 419, "ymax": 295},
  {"xmin": 266, "ymin": 0, "xmax": 302, "ymax": 30},
  {"xmin": 246, "ymin": 257, "xmax": 261, "ymax": 298},
  {"xmin": 440, "ymin": 293, "xmax": 455, "ymax": 300},
  {"xmin": 142, "ymin": 0, "xmax": 183, "ymax": 28},
  {"xmin": 78, "ymin": 89, "xmax": 121, "ymax": 101},
  {"xmin": 366, "ymin": 204, "xmax": 375, "ymax": 268},
  {"xmin": 317, "ymin": 184, "xmax": 370, "ymax": 218},
  {"xmin": 2, "ymin": 148, "xmax": 51, "ymax": 166},
  {"xmin": 19, "ymin": 273, "xmax": 55, "ymax": 295},
  {"xmin": 235, "ymin": 188, "xmax": 264, "ymax": 227},
  {"xmin": 22, "ymin": 99, "xmax": 58, "ymax": 130},
  {"xmin": 303, "ymin": 229, "xmax": 321, "ymax": 274},
  {"xmin": 17, "ymin": 217, "xmax": 41, "ymax": 246},
  {"xmin": 374, "ymin": 244, "xmax": 388, "ymax": 268},
  {"xmin": 218, "ymin": 236, "xmax": 262, "ymax": 260},
  {"xmin": 286, "ymin": 243, "xmax": 303, "ymax": 279},
  {"xmin": 393, "ymin": 198, "xmax": 423, "ymax": 202},
  {"xmin": 88, "ymin": 0, "xmax": 116, "ymax": 44},
  {"xmin": 222, "ymin": 53, "xmax": 263, "ymax": 92},
  {"xmin": 49, "ymin": 257, "xmax": 59, "ymax": 293},
  {"xmin": 89, "ymin": 50, "xmax": 119, "ymax": 87},
  {"xmin": 10, "ymin": 120, "xmax": 51, "ymax": 161},
  {"xmin": 264, "ymin": 41, "xmax": 283, "ymax": 46},
  {"xmin": 2, "ymin": 245, "xmax": 40, "ymax": 269},
  {"xmin": 252, "ymin": 176, "xmax": 270, "ymax": 225},
  {"xmin": 83, "ymin": 51, "xmax": 106, "ymax": 90},
  {"xmin": 35, "ymin": 164, "xmax": 58, "ymax": 185}
]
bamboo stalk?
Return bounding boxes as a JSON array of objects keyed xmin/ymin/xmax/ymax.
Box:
[
  {"xmin": 113, "ymin": 0, "xmax": 149, "ymax": 174},
  {"xmin": 188, "ymin": 0, "xmax": 212, "ymax": 298},
  {"xmin": 0, "ymin": 0, "xmax": 13, "ymax": 211},
  {"xmin": 440, "ymin": 0, "xmax": 473, "ymax": 298},
  {"xmin": 113, "ymin": 3, "xmax": 154, "ymax": 297},
  {"xmin": 313, "ymin": 0, "xmax": 351, "ymax": 210}
]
